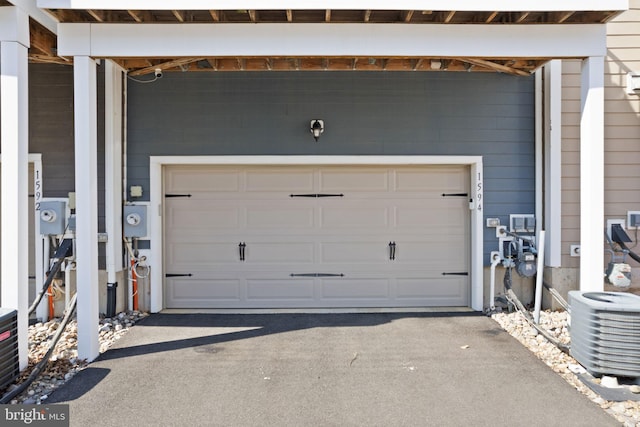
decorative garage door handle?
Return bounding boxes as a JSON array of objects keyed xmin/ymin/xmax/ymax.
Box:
[
  {"xmin": 165, "ymin": 273, "xmax": 193, "ymax": 278},
  {"xmin": 441, "ymin": 272, "xmax": 469, "ymax": 276},
  {"xmin": 239, "ymin": 242, "xmax": 246, "ymax": 261},
  {"xmin": 290, "ymin": 273, "xmax": 345, "ymax": 277},
  {"xmin": 389, "ymin": 242, "xmax": 396, "ymax": 260},
  {"xmin": 289, "ymin": 193, "xmax": 344, "ymax": 198}
]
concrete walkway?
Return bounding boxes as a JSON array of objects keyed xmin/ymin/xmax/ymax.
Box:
[{"xmin": 48, "ymin": 312, "xmax": 618, "ymax": 427}]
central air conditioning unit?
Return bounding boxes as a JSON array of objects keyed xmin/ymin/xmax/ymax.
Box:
[
  {"xmin": 569, "ymin": 291, "xmax": 640, "ymax": 378},
  {"xmin": 0, "ymin": 308, "xmax": 19, "ymax": 390}
]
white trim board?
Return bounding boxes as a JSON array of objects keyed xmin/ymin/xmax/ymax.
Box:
[
  {"xmin": 57, "ymin": 23, "xmax": 607, "ymax": 58},
  {"xmin": 37, "ymin": 0, "xmax": 628, "ymax": 12},
  {"xmin": 149, "ymin": 155, "xmax": 484, "ymax": 313}
]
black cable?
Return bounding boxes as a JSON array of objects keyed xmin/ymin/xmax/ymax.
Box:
[
  {"xmin": 27, "ymin": 257, "xmax": 65, "ymax": 316},
  {"xmin": 0, "ymin": 293, "xmax": 78, "ymax": 404}
]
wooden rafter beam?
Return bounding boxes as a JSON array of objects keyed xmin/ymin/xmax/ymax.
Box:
[
  {"xmin": 265, "ymin": 58, "xmax": 272, "ymax": 70},
  {"xmin": 558, "ymin": 11, "xmax": 575, "ymax": 23},
  {"xmin": 129, "ymin": 57, "xmax": 206, "ymax": 76},
  {"xmin": 402, "ymin": 11, "xmax": 414, "ymax": 22},
  {"xmin": 248, "ymin": 10, "xmax": 257, "ymax": 22},
  {"xmin": 460, "ymin": 58, "xmax": 530, "ymax": 77},
  {"xmin": 86, "ymin": 9, "xmax": 105, "ymax": 22},
  {"xmin": 172, "ymin": 10, "xmax": 185, "ymax": 22},
  {"xmin": 325, "ymin": 9, "xmax": 331, "ymax": 22},
  {"xmin": 127, "ymin": 10, "xmax": 143, "ymax": 22},
  {"xmin": 485, "ymin": 12, "xmax": 498, "ymax": 23},
  {"xmin": 352, "ymin": 58, "xmax": 358, "ymax": 70},
  {"xmin": 444, "ymin": 11, "xmax": 456, "ymax": 23},
  {"xmin": 516, "ymin": 12, "xmax": 530, "ymax": 23},
  {"xmin": 209, "ymin": 10, "xmax": 220, "ymax": 21},
  {"xmin": 29, "ymin": 54, "xmax": 72, "ymax": 65},
  {"xmin": 413, "ymin": 58, "xmax": 424, "ymax": 70},
  {"xmin": 29, "ymin": 23, "xmax": 57, "ymax": 56},
  {"xmin": 207, "ymin": 58, "xmax": 218, "ymax": 70},
  {"xmin": 286, "ymin": 10, "xmax": 293, "ymax": 22},
  {"xmin": 364, "ymin": 10, "xmax": 372, "ymax": 22}
]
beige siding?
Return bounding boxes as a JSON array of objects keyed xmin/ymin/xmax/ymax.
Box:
[{"xmin": 560, "ymin": 0, "xmax": 640, "ymax": 268}]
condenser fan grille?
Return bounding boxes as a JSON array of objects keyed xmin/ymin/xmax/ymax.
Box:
[{"xmin": 569, "ymin": 291, "xmax": 640, "ymax": 378}]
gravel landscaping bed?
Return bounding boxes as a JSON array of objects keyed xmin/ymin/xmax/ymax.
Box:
[
  {"xmin": 0, "ymin": 311, "xmax": 148, "ymax": 405},
  {"xmin": 492, "ymin": 310, "xmax": 640, "ymax": 427}
]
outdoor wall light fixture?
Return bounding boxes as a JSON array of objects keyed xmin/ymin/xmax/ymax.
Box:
[{"xmin": 310, "ymin": 119, "xmax": 324, "ymax": 141}]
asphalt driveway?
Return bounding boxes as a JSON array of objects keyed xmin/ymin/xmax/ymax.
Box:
[{"xmin": 48, "ymin": 312, "xmax": 618, "ymax": 427}]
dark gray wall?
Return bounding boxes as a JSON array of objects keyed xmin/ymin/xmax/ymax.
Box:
[
  {"xmin": 0, "ymin": 62, "xmax": 106, "ymax": 267},
  {"xmin": 127, "ymin": 71, "xmax": 535, "ymax": 264}
]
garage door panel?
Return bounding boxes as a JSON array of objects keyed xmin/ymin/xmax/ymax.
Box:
[
  {"xmin": 320, "ymin": 278, "xmax": 390, "ymax": 299},
  {"xmin": 246, "ymin": 279, "xmax": 315, "ymax": 300},
  {"xmin": 395, "ymin": 167, "xmax": 468, "ymax": 192},
  {"xmin": 246, "ymin": 169, "xmax": 314, "ymax": 192},
  {"xmin": 320, "ymin": 242, "xmax": 389, "ymax": 263},
  {"xmin": 167, "ymin": 242, "xmax": 238, "ymax": 265},
  {"xmin": 319, "ymin": 169, "xmax": 389, "ymax": 192},
  {"xmin": 246, "ymin": 206, "xmax": 315, "ymax": 228},
  {"xmin": 396, "ymin": 241, "xmax": 466, "ymax": 265},
  {"xmin": 164, "ymin": 165, "xmax": 470, "ymax": 309},
  {"xmin": 166, "ymin": 204, "xmax": 240, "ymax": 230},
  {"xmin": 247, "ymin": 242, "xmax": 315, "ymax": 263},
  {"xmin": 167, "ymin": 278, "xmax": 241, "ymax": 304},
  {"xmin": 320, "ymin": 206, "xmax": 389, "ymax": 228},
  {"xmin": 396, "ymin": 203, "xmax": 467, "ymax": 229},
  {"xmin": 396, "ymin": 278, "xmax": 468, "ymax": 303},
  {"xmin": 165, "ymin": 167, "xmax": 241, "ymax": 192}
]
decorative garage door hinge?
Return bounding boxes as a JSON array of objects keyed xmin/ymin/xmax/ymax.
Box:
[
  {"xmin": 290, "ymin": 273, "xmax": 345, "ymax": 277},
  {"xmin": 441, "ymin": 272, "xmax": 469, "ymax": 276},
  {"xmin": 165, "ymin": 273, "xmax": 193, "ymax": 277},
  {"xmin": 289, "ymin": 193, "xmax": 344, "ymax": 198},
  {"xmin": 165, "ymin": 194, "xmax": 192, "ymax": 198},
  {"xmin": 441, "ymin": 193, "xmax": 468, "ymax": 197}
]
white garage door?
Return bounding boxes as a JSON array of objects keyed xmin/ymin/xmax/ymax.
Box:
[{"xmin": 163, "ymin": 165, "xmax": 470, "ymax": 309}]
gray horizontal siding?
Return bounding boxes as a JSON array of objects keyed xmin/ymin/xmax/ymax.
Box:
[
  {"xmin": 128, "ymin": 72, "xmax": 534, "ymax": 264},
  {"xmin": 0, "ymin": 62, "xmax": 107, "ymax": 268}
]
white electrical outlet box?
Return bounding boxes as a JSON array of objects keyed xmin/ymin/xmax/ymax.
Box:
[
  {"xmin": 627, "ymin": 72, "xmax": 640, "ymax": 95},
  {"xmin": 627, "ymin": 211, "xmax": 640, "ymax": 229},
  {"xmin": 570, "ymin": 245, "xmax": 580, "ymax": 257},
  {"xmin": 606, "ymin": 218, "xmax": 626, "ymax": 240},
  {"xmin": 486, "ymin": 218, "xmax": 500, "ymax": 228}
]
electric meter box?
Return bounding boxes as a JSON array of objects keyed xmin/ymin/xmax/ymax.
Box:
[
  {"xmin": 124, "ymin": 205, "xmax": 147, "ymax": 238},
  {"xmin": 39, "ymin": 201, "xmax": 66, "ymax": 235}
]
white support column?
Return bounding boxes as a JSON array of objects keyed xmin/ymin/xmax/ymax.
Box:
[
  {"xmin": 544, "ymin": 60, "xmax": 562, "ymax": 267},
  {"xmin": 579, "ymin": 56, "xmax": 605, "ymax": 292},
  {"xmin": 0, "ymin": 7, "xmax": 30, "ymax": 370},
  {"xmin": 74, "ymin": 56, "xmax": 100, "ymax": 362},
  {"xmin": 104, "ymin": 61, "xmax": 124, "ymax": 286}
]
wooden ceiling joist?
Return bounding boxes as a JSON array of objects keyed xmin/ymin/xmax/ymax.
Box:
[
  {"xmin": 127, "ymin": 10, "xmax": 144, "ymax": 23},
  {"xmin": 209, "ymin": 10, "xmax": 220, "ymax": 21},
  {"xmin": 172, "ymin": 10, "xmax": 185, "ymax": 22},
  {"xmin": 444, "ymin": 11, "xmax": 456, "ymax": 23},
  {"xmin": 129, "ymin": 57, "xmax": 206, "ymax": 76},
  {"xmin": 86, "ymin": 9, "xmax": 105, "ymax": 22},
  {"xmin": 460, "ymin": 58, "xmax": 530, "ymax": 76},
  {"xmin": 402, "ymin": 11, "xmax": 414, "ymax": 22},
  {"xmin": 485, "ymin": 12, "xmax": 498, "ymax": 23}
]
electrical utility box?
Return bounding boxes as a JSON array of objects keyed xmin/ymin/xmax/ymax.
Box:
[
  {"xmin": 39, "ymin": 200, "xmax": 67, "ymax": 235},
  {"xmin": 124, "ymin": 205, "xmax": 147, "ymax": 238}
]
